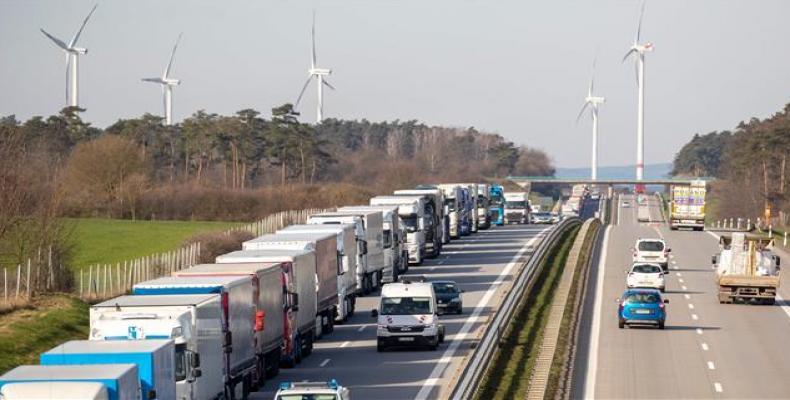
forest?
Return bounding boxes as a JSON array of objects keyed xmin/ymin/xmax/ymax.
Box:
[{"xmin": 672, "ymin": 103, "xmax": 790, "ymax": 223}]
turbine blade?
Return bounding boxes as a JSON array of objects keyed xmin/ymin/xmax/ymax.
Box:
[
  {"xmin": 69, "ymin": 3, "xmax": 98, "ymax": 48},
  {"xmin": 590, "ymin": 56, "xmax": 597, "ymax": 96},
  {"xmin": 621, "ymin": 48, "xmax": 636, "ymax": 63},
  {"xmin": 164, "ymin": 33, "xmax": 183, "ymax": 78},
  {"xmin": 40, "ymin": 29, "xmax": 69, "ymax": 51},
  {"xmin": 634, "ymin": 58, "xmax": 639, "ymax": 84},
  {"xmin": 576, "ymin": 102, "xmax": 590, "ymax": 124},
  {"xmin": 65, "ymin": 54, "xmax": 70, "ymax": 104},
  {"xmin": 311, "ymin": 11, "xmax": 317, "ymax": 69},
  {"xmin": 322, "ymin": 79, "xmax": 336, "ymax": 90},
  {"xmin": 294, "ymin": 76, "xmax": 313, "ymax": 109},
  {"xmin": 142, "ymin": 78, "xmax": 166, "ymax": 84},
  {"xmin": 635, "ymin": 1, "xmax": 645, "ymax": 44}
]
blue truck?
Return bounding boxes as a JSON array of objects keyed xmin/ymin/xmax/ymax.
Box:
[
  {"xmin": 40, "ymin": 339, "xmax": 175, "ymax": 400},
  {"xmin": 0, "ymin": 364, "xmax": 140, "ymax": 400},
  {"xmin": 489, "ymin": 185, "xmax": 505, "ymax": 226}
]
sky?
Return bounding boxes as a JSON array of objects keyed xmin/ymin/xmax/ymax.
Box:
[{"xmin": 1, "ymin": 1, "xmax": 788, "ymax": 168}]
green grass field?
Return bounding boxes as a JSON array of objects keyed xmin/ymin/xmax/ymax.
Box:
[{"xmin": 68, "ymin": 218, "xmax": 242, "ymax": 270}]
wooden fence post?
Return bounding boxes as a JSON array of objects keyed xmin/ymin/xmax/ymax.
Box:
[
  {"xmin": 16, "ymin": 265, "xmax": 21, "ymax": 299},
  {"xmin": 26, "ymin": 260, "xmax": 31, "ymax": 299}
]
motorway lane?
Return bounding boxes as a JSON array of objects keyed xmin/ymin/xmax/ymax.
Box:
[
  {"xmin": 582, "ymin": 194, "xmax": 790, "ymax": 398},
  {"xmin": 253, "ymin": 223, "xmax": 553, "ymax": 399}
]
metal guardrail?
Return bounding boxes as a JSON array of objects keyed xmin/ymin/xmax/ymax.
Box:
[{"xmin": 449, "ymin": 217, "xmax": 582, "ymax": 400}]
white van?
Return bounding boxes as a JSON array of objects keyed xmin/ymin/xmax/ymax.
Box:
[{"xmin": 372, "ymin": 281, "xmax": 445, "ymax": 351}]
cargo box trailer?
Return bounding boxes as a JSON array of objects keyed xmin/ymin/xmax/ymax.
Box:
[
  {"xmin": 0, "ymin": 364, "xmax": 140, "ymax": 400},
  {"xmin": 370, "ymin": 196, "xmax": 428, "ymax": 265},
  {"xmin": 336, "ymin": 205, "xmax": 408, "ymax": 283},
  {"xmin": 392, "ymin": 189, "xmax": 445, "ymax": 255}
]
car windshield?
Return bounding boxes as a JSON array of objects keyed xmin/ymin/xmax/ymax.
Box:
[
  {"xmin": 277, "ymin": 395, "xmax": 337, "ymax": 400},
  {"xmin": 624, "ymin": 292, "xmax": 661, "ymax": 304},
  {"xmin": 432, "ymin": 282, "xmax": 458, "ymax": 294},
  {"xmin": 638, "ymin": 241, "xmax": 665, "ymax": 252},
  {"xmin": 381, "ymin": 296, "xmax": 432, "ymax": 315},
  {"xmin": 401, "ymin": 216, "xmax": 419, "ymax": 233},
  {"xmin": 632, "ymin": 264, "xmax": 662, "ymax": 274},
  {"xmin": 506, "ymin": 201, "xmax": 526, "ymax": 208}
]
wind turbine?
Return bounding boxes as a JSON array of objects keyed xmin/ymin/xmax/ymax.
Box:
[
  {"xmin": 294, "ymin": 13, "xmax": 335, "ymax": 123},
  {"xmin": 622, "ymin": 1, "xmax": 653, "ymax": 183},
  {"xmin": 142, "ymin": 34, "xmax": 183, "ymax": 126},
  {"xmin": 576, "ymin": 59, "xmax": 606, "ymax": 181},
  {"xmin": 40, "ymin": 4, "xmax": 98, "ymax": 107}
]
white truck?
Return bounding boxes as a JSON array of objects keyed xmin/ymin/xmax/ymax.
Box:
[
  {"xmin": 308, "ymin": 212, "xmax": 384, "ymax": 295},
  {"xmin": 173, "ymin": 262, "xmax": 286, "ymax": 379},
  {"xmin": 455, "ymin": 183, "xmax": 480, "ymax": 232},
  {"xmin": 476, "ymin": 183, "xmax": 492, "ymax": 229},
  {"xmin": 240, "ymin": 232, "xmax": 339, "ymax": 336},
  {"xmin": 0, "ymin": 365, "xmax": 141, "ymax": 400},
  {"xmin": 277, "ymin": 224, "xmax": 359, "ymax": 323},
  {"xmin": 670, "ymin": 180, "xmax": 707, "ymax": 231},
  {"xmin": 438, "ymin": 184, "xmax": 464, "ymax": 239},
  {"xmin": 504, "ymin": 192, "xmax": 530, "ymax": 224},
  {"xmin": 90, "ymin": 294, "xmax": 225, "ymax": 400},
  {"xmin": 393, "ymin": 189, "xmax": 445, "ymax": 256},
  {"xmin": 216, "ymin": 249, "xmax": 318, "ymax": 366},
  {"xmin": 370, "ymin": 195, "xmax": 428, "ymax": 265},
  {"xmin": 337, "ymin": 205, "xmax": 408, "ymax": 283},
  {"xmin": 40, "ymin": 339, "xmax": 175, "ymax": 400},
  {"xmin": 131, "ymin": 276, "xmax": 258, "ymax": 397},
  {"xmin": 713, "ymin": 233, "xmax": 781, "ymax": 304}
]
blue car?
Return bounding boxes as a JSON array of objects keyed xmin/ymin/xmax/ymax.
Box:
[{"xmin": 617, "ymin": 289, "xmax": 668, "ymax": 329}]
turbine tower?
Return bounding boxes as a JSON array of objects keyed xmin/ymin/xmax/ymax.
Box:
[
  {"xmin": 576, "ymin": 59, "xmax": 605, "ymax": 181},
  {"xmin": 295, "ymin": 13, "xmax": 335, "ymax": 123},
  {"xmin": 40, "ymin": 4, "xmax": 98, "ymax": 107},
  {"xmin": 622, "ymin": 1, "xmax": 653, "ymax": 182},
  {"xmin": 142, "ymin": 34, "xmax": 183, "ymax": 126}
]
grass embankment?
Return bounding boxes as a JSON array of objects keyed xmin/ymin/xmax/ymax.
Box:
[
  {"xmin": 69, "ymin": 218, "xmax": 241, "ymax": 270},
  {"xmin": 0, "ymin": 295, "xmax": 89, "ymax": 374},
  {"xmin": 475, "ymin": 225, "xmax": 580, "ymax": 400}
]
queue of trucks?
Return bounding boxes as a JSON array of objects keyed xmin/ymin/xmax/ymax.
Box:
[{"xmin": 0, "ymin": 182, "xmax": 528, "ymax": 400}]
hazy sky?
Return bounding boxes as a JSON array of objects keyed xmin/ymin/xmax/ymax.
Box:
[{"xmin": 1, "ymin": 1, "xmax": 788, "ymax": 168}]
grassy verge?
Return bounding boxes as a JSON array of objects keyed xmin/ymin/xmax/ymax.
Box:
[
  {"xmin": 474, "ymin": 225, "xmax": 580, "ymax": 400},
  {"xmin": 546, "ymin": 222, "xmax": 599, "ymax": 397},
  {"xmin": 68, "ymin": 218, "xmax": 242, "ymax": 270},
  {"xmin": 0, "ymin": 295, "xmax": 89, "ymax": 374}
]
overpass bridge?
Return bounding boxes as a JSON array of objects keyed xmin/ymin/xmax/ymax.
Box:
[{"xmin": 506, "ymin": 176, "xmax": 712, "ymax": 192}]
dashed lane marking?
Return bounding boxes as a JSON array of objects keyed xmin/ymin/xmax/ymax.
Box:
[
  {"xmin": 688, "ymin": 304, "xmax": 695, "ymax": 309},
  {"xmin": 676, "ymin": 272, "xmax": 682, "ymax": 277},
  {"xmin": 682, "ymin": 285, "xmax": 688, "ymax": 291},
  {"xmin": 679, "ymin": 278, "xmax": 685, "ymax": 284},
  {"xmin": 340, "ymin": 341, "xmax": 351, "ymax": 348},
  {"xmin": 684, "ymin": 294, "xmax": 691, "ymax": 300},
  {"xmin": 691, "ymin": 314, "xmax": 699, "ymax": 320},
  {"xmin": 707, "ymin": 361, "xmax": 715, "ymax": 370},
  {"xmin": 357, "ymin": 325, "xmax": 366, "ymax": 332},
  {"xmin": 701, "ymin": 343, "xmax": 709, "ymax": 351},
  {"xmin": 714, "ymin": 383, "xmax": 723, "ymax": 393},
  {"xmin": 696, "ymin": 328, "xmax": 704, "ymax": 335},
  {"xmin": 320, "ymin": 359, "xmax": 330, "ymax": 367}
]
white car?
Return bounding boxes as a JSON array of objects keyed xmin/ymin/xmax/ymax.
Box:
[
  {"xmin": 372, "ymin": 281, "xmax": 445, "ymax": 351},
  {"xmin": 627, "ymin": 263, "xmax": 666, "ymax": 292},
  {"xmin": 633, "ymin": 238, "xmax": 670, "ymax": 271}
]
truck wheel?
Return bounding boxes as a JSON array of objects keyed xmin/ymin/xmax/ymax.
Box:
[
  {"xmin": 377, "ymin": 340, "xmax": 385, "ymax": 352},
  {"xmin": 303, "ymin": 332, "xmax": 314, "ymax": 357},
  {"xmin": 242, "ymin": 374, "xmax": 252, "ymax": 400},
  {"xmin": 266, "ymin": 352, "xmax": 280, "ymax": 378},
  {"xmin": 658, "ymin": 321, "xmax": 665, "ymax": 330},
  {"xmin": 429, "ymin": 335, "xmax": 439, "ymax": 350},
  {"xmin": 326, "ymin": 312, "xmax": 335, "ymax": 334},
  {"xmin": 764, "ymin": 298, "xmax": 776, "ymax": 305},
  {"xmin": 618, "ymin": 319, "xmax": 625, "ymax": 329}
]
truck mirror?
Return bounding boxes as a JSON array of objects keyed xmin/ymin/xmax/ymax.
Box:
[
  {"xmin": 711, "ymin": 256, "xmax": 717, "ymax": 265},
  {"xmin": 292, "ymin": 293, "xmax": 299, "ymax": 307},
  {"xmin": 371, "ymin": 309, "xmax": 379, "ymax": 318},
  {"xmin": 663, "ymin": 299, "xmax": 670, "ymax": 304},
  {"xmin": 774, "ymin": 255, "xmax": 781, "ymax": 267},
  {"xmin": 223, "ymin": 332, "xmax": 233, "ymax": 348},
  {"xmin": 147, "ymin": 390, "xmax": 157, "ymax": 400},
  {"xmin": 189, "ymin": 352, "xmax": 201, "ymax": 368},
  {"xmin": 666, "ymin": 248, "xmax": 672, "ymax": 252},
  {"xmin": 361, "ymin": 241, "xmax": 368, "ymax": 255},
  {"xmin": 192, "ymin": 368, "xmax": 202, "ymax": 378}
]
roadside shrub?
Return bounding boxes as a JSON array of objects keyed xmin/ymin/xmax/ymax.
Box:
[{"xmin": 184, "ymin": 230, "xmax": 255, "ymax": 264}]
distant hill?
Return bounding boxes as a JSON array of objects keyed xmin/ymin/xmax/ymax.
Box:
[{"xmin": 555, "ymin": 163, "xmax": 672, "ymax": 180}]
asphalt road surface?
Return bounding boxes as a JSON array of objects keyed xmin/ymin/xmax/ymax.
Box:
[
  {"xmin": 253, "ymin": 223, "xmax": 553, "ymax": 399},
  {"xmin": 578, "ymin": 194, "xmax": 790, "ymax": 399}
]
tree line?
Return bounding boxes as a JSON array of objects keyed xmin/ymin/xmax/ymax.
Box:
[{"xmin": 671, "ymin": 103, "xmax": 790, "ymax": 221}]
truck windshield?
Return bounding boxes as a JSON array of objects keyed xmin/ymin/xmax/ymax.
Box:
[
  {"xmin": 277, "ymin": 395, "xmax": 337, "ymax": 400},
  {"xmin": 476, "ymin": 198, "xmax": 486, "ymax": 207},
  {"xmin": 444, "ymin": 199, "xmax": 456, "ymax": 212},
  {"xmin": 383, "ymin": 229, "xmax": 393, "ymax": 248},
  {"xmin": 175, "ymin": 343, "xmax": 187, "ymax": 381},
  {"xmin": 401, "ymin": 216, "xmax": 419, "ymax": 233},
  {"xmin": 381, "ymin": 296, "xmax": 432, "ymax": 315},
  {"xmin": 505, "ymin": 201, "xmax": 526, "ymax": 208}
]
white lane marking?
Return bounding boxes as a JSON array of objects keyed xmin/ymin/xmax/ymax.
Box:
[
  {"xmin": 671, "ymin": 260, "xmax": 677, "ymax": 265},
  {"xmin": 679, "ymin": 278, "xmax": 685, "ymax": 284},
  {"xmin": 684, "ymin": 294, "xmax": 691, "ymax": 300},
  {"xmin": 673, "ymin": 266, "xmax": 679, "ymax": 270},
  {"xmin": 339, "ymin": 341, "xmax": 351, "ymax": 348},
  {"xmin": 691, "ymin": 314, "xmax": 699, "ymax": 320},
  {"xmin": 696, "ymin": 328, "xmax": 704, "ymax": 335},
  {"xmin": 438, "ymin": 260, "xmax": 446, "ymax": 265},
  {"xmin": 707, "ymin": 361, "xmax": 716, "ymax": 370},
  {"xmin": 357, "ymin": 325, "xmax": 366, "ymax": 332},
  {"xmin": 775, "ymin": 294, "xmax": 790, "ymax": 321},
  {"xmin": 714, "ymin": 382, "xmax": 723, "ymax": 393},
  {"xmin": 583, "ymin": 225, "xmax": 612, "ymax": 399},
  {"xmin": 320, "ymin": 358, "xmax": 330, "ymax": 367},
  {"xmin": 707, "ymin": 231, "xmax": 721, "ymax": 240},
  {"xmin": 676, "ymin": 272, "xmax": 682, "ymax": 277},
  {"xmin": 682, "ymin": 285, "xmax": 688, "ymax": 291},
  {"xmin": 688, "ymin": 303, "xmax": 695, "ymax": 310},
  {"xmin": 430, "ymin": 267, "xmax": 436, "ymax": 271},
  {"xmin": 414, "ymin": 226, "xmax": 552, "ymax": 400},
  {"xmin": 701, "ymin": 343, "xmax": 709, "ymax": 351}
]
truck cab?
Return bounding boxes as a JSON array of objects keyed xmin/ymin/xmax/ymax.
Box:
[
  {"xmin": 504, "ymin": 192, "xmax": 529, "ymax": 224},
  {"xmin": 337, "ymin": 206, "xmax": 408, "ymax": 284},
  {"xmin": 372, "ymin": 280, "xmax": 445, "ymax": 351},
  {"xmin": 393, "ymin": 189, "xmax": 446, "ymax": 255},
  {"xmin": 370, "ymin": 196, "xmax": 428, "ymax": 266},
  {"xmin": 437, "ymin": 185, "xmax": 464, "ymax": 239},
  {"xmin": 489, "ymin": 185, "xmax": 505, "ymax": 226},
  {"xmin": 476, "ymin": 184, "xmax": 492, "ymax": 229}
]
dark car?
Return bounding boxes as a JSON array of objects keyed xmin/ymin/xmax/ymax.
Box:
[{"xmin": 432, "ymin": 280, "xmax": 464, "ymax": 315}]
